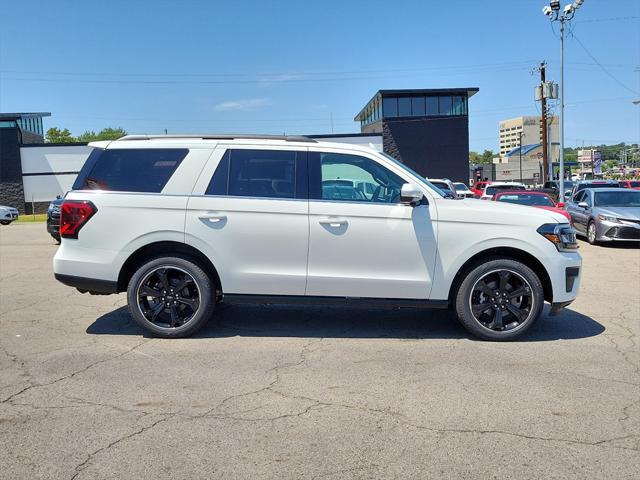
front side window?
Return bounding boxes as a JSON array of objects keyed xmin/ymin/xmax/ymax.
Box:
[
  {"xmin": 72, "ymin": 148, "xmax": 188, "ymax": 193},
  {"xmin": 310, "ymin": 152, "xmax": 405, "ymax": 204},
  {"xmin": 206, "ymin": 149, "xmax": 303, "ymax": 199}
]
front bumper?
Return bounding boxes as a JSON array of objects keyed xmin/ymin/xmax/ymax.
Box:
[
  {"xmin": 545, "ymin": 251, "xmax": 582, "ymax": 305},
  {"xmin": 596, "ymin": 219, "xmax": 640, "ymax": 242}
]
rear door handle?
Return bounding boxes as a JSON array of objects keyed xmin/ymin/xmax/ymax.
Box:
[
  {"xmin": 319, "ymin": 217, "xmax": 347, "ymax": 227},
  {"xmin": 199, "ymin": 212, "xmax": 227, "ymax": 223}
]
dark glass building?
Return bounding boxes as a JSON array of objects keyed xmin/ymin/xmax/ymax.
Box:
[{"xmin": 354, "ymin": 88, "xmax": 478, "ymax": 183}]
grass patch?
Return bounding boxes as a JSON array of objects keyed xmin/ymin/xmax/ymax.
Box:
[{"xmin": 15, "ymin": 214, "xmax": 48, "ymax": 223}]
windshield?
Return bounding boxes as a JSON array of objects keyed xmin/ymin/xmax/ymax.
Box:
[
  {"xmin": 497, "ymin": 193, "xmax": 554, "ymax": 207},
  {"xmin": 594, "ymin": 191, "xmax": 640, "ymax": 207},
  {"xmin": 486, "ymin": 185, "xmax": 526, "ymax": 196},
  {"xmin": 379, "ymin": 152, "xmax": 446, "ymax": 197},
  {"xmin": 453, "ymin": 182, "xmax": 469, "ymax": 191},
  {"xmin": 627, "ymin": 181, "xmax": 640, "ymax": 187}
]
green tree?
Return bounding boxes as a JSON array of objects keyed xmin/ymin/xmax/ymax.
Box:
[
  {"xmin": 480, "ymin": 149, "xmax": 495, "ymax": 164},
  {"xmin": 76, "ymin": 127, "xmax": 127, "ymax": 142},
  {"xmin": 45, "ymin": 127, "xmax": 76, "ymax": 143},
  {"xmin": 469, "ymin": 150, "xmax": 495, "ymax": 164}
]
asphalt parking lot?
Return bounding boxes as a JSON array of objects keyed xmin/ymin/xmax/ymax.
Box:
[{"xmin": 1, "ymin": 223, "xmax": 638, "ymax": 479}]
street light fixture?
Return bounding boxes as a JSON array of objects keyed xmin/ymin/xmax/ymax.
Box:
[{"xmin": 541, "ymin": 0, "xmax": 585, "ymax": 199}]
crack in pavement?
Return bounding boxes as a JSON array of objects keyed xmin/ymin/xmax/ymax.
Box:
[
  {"xmin": 0, "ymin": 339, "xmax": 152, "ymax": 404},
  {"xmin": 69, "ymin": 413, "xmax": 173, "ymax": 480}
]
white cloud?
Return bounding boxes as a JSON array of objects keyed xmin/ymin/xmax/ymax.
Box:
[{"xmin": 213, "ymin": 98, "xmax": 273, "ymax": 111}]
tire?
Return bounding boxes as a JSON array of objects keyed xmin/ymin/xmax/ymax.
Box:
[
  {"xmin": 454, "ymin": 258, "xmax": 544, "ymax": 341},
  {"xmin": 0, "ymin": 220, "xmax": 11, "ymax": 225},
  {"xmin": 52, "ymin": 235, "xmax": 61, "ymax": 244},
  {"xmin": 127, "ymin": 255, "xmax": 215, "ymax": 338},
  {"xmin": 587, "ymin": 221, "xmax": 598, "ymax": 245}
]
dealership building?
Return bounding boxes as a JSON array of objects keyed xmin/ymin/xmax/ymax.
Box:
[{"xmin": 0, "ymin": 88, "xmax": 478, "ymax": 213}]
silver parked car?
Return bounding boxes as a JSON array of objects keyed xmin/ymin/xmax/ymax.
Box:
[
  {"xmin": 566, "ymin": 188, "xmax": 640, "ymax": 244},
  {"xmin": 0, "ymin": 205, "xmax": 19, "ymax": 225}
]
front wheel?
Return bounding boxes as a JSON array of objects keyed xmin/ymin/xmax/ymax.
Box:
[
  {"xmin": 455, "ymin": 258, "xmax": 544, "ymax": 341},
  {"xmin": 0, "ymin": 220, "xmax": 12, "ymax": 225},
  {"xmin": 587, "ymin": 221, "xmax": 598, "ymax": 245},
  {"xmin": 127, "ymin": 256, "xmax": 215, "ymax": 338}
]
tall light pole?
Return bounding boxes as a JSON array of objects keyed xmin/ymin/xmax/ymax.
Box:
[{"xmin": 542, "ymin": 0, "xmax": 585, "ymax": 197}]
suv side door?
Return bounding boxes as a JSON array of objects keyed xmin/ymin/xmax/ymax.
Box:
[
  {"xmin": 305, "ymin": 148, "xmax": 438, "ymax": 299},
  {"xmin": 186, "ymin": 146, "xmax": 309, "ymax": 295}
]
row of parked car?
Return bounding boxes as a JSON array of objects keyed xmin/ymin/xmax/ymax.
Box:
[{"xmin": 431, "ymin": 178, "xmax": 639, "ymax": 245}]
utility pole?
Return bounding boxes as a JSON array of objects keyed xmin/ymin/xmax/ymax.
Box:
[
  {"xmin": 518, "ymin": 132, "xmax": 524, "ymax": 183},
  {"xmin": 539, "ymin": 62, "xmax": 549, "ymax": 183}
]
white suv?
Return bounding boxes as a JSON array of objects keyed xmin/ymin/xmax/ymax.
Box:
[{"xmin": 53, "ymin": 135, "xmax": 582, "ymax": 341}]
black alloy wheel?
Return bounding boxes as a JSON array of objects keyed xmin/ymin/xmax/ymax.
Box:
[
  {"xmin": 469, "ymin": 269, "xmax": 534, "ymax": 333},
  {"xmin": 127, "ymin": 256, "xmax": 215, "ymax": 338},
  {"xmin": 137, "ymin": 266, "xmax": 201, "ymax": 329},
  {"xmin": 455, "ymin": 258, "xmax": 544, "ymax": 341}
]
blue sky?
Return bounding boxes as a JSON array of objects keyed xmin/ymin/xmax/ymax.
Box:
[{"xmin": 1, "ymin": 0, "xmax": 638, "ymax": 151}]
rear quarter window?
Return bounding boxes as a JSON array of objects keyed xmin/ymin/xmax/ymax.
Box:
[{"xmin": 73, "ymin": 148, "xmax": 188, "ymax": 193}]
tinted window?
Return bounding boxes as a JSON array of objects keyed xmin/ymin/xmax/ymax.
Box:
[
  {"xmin": 206, "ymin": 149, "xmax": 302, "ymax": 199},
  {"xmin": 383, "ymin": 97, "xmax": 398, "ymax": 117},
  {"xmin": 411, "ymin": 96, "xmax": 426, "ymax": 116},
  {"xmin": 73, "ymin": 148, "xmax": 187, "ymax": 192},
  {"xmin": 425, "ymin": 97, "xmax": 438, "ymax": 116},
  {"xmin": 439, "ymin": 96, "xmax": 453, "ymax": 115},
  {"xmin": 398, "ymin": 97, "xmax": 411, "ymax": 116},
  {"xmin": 486, "ymin": 185, "xmax": 526, "ymax": 195},
  {"xmin": 311, "ymin": 152, "xmax": 405, "ymax": 204},
  {"xmin": 497, "ymin": 194, "xmax": 554, "ymax": 207}
]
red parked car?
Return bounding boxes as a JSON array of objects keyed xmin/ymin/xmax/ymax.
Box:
[
  {"xmin": 618, "ymin": 180, "xmax": 640, "ymax": 191},
  {"xmin": 492, "ymin": 191, "xmax": 571, "ymax": 222},
  {"xmin": 470, "ymin": 181, "xmax": 490, "ymax": 198}
]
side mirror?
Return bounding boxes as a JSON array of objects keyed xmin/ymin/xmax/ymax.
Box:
[
  {"xmin": 400, "ymin": 183, "xmax": 424, "ymax": 206},
  {"xmin": 556, "ymin": 202, "xmax": 565, "ymax": 208},
  {"xmin": 578, "ymin": 201, "xmax": 589, "ymax": 209}
]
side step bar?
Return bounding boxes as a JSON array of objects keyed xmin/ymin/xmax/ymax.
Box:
[{"xmin": 222, "ymin": 294, "xmax": 449, "ymax": 309}]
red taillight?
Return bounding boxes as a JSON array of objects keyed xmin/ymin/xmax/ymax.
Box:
[{"xmin": 60, "ymin": 201, "xmax": 97, "ymax": 239}]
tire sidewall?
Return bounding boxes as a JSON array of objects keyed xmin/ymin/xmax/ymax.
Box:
[
  {"xmin": 127, "ymin": 256, "xmax": 214, "ymax": 338},
  {"xmin": 455, "ymin": 258, "xmax": 544, "ymax": 341}
]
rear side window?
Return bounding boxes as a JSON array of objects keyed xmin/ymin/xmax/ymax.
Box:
[
  {"xmin": 73, "ymin": 148, "xmax": 188, "ymax": 193},
  {"xmin": 206, "ymin": 149, "xmax": 307, "ymax": 199}
]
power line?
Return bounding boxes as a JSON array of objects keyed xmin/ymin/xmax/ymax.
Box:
[{"xmin": 569, "ymin": 31, "xmax": 640, "ymax": 96}]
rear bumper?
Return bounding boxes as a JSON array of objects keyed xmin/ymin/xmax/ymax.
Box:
[{"xmin": 54, "ymin": 273, "xmax": 118, "ymax": 294}]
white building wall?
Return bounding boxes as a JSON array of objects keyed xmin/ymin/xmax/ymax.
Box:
[{"xmin": 20, "ymin": 145, "xmax": 93, "ymax": 202}]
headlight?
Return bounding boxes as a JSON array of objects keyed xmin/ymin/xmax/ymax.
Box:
[
  {"xmin": 537, "ymin": 223, "xmax": 578, "ymax": 252},
  {"xmin": 598, "ymin": 214, "xmax": 620, "ymax": 223}
]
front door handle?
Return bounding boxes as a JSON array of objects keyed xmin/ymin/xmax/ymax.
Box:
[
  {"xmin": 199, "ymin": 213, "xmax": 227, "ymax": 223},
  {"xmin": 319, "ymin": 217, "xmax": 347, "ymax": 228}
]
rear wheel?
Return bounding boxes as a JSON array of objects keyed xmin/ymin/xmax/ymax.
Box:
[
  {"xmin": 0, "ymin": 220, "xmax": 11, "ymax": 225},
  {"xmin": 455, "ymin": 258, "xmax": 544, "ymax": 341},
  {"xmin": 127, "ymin": 256, "xmax": 215, "ymax": 338}
]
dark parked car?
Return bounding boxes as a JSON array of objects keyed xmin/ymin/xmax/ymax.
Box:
[
  {"xmin": 565, "ymin": 188, "xmax": 640, "ymax": 244},
  {"xmin": 541, "ymin": 180, "xmax": 575, "ymax": 202},
  {"xmin": 47, "ymin": 197, "xmax": 63, "ymax": 243},
  {"xmin": 568, "ymin": 180, "xmax": 619, "ymax": 200}
]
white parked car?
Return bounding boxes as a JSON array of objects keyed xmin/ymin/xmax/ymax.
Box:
[
  {"xmin": 0, "ymin": 205, "xmax": 19, "ymax": 225},
  {"xmin": 480, "ymin": 182, "xmax": 527, "ymax": 200},
  {"xmin": 54, "ymin": 135, "xmax": 582, "ymax": 341},
  {"xmin": 452, "ymin": 182, "xmax": 475, "ymax": 198}
]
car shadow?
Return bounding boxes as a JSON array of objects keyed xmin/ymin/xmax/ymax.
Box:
[{"xmin": 86, "ymin": 303, "xmax": 604, "ymax": 342}]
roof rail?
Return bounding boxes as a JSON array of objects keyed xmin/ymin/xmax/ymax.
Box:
[{"xmin": 117, "ymin": 134, "xmax": 317, "ymax": 143}]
